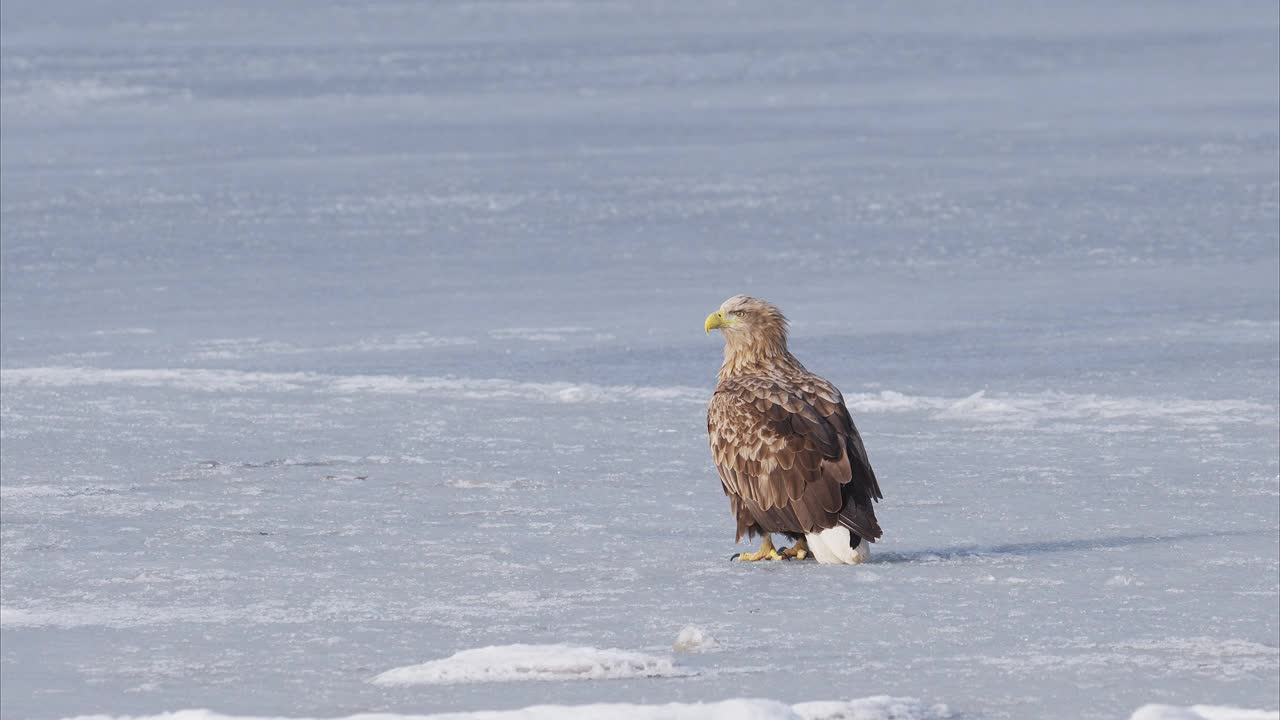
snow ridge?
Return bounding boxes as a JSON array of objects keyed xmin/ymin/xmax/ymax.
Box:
[
  {"xmin": 1129, "ymin": 705, "xmax": 1279, "ymax": 720},
  {"xmin": 3, "ymin": 367, "xmax": 1273, "ymax": 428},
  {"xmin": 59, "ymin": 696, "xmax": 952, "ymax": 720},
  {"xmin": 369, "ymin": 644, "xmax": 690, "ymax": 686},
  {"xmin": 0, "ymin": 367, "xmax": 706, "ymax": 404}
]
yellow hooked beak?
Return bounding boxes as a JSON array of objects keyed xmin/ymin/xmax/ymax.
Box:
[{"xmin": 704, "ymin": 310, "xmax": 726, "ymax": 334}]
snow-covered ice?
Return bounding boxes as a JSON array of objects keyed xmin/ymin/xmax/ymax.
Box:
[
  {"xmin": 60, "ymin": 696, "xmax": 952, "ymax": 720},
  {"xmin": 46, "ymin": 701, "xmax": 1280, "ymax": 720},
  {"xmin": 2, "ymin": 1, "xmax": 1278, "ymax": 719},
  {"xmin": 370, "ymin": 644, "xmax": 689, "ymax": 686},
  {"xmin": 1129, "ymin": 706, "xmax": 1280, "ymax": 720}
]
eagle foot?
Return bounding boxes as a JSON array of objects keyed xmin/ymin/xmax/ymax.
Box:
[
  {"xmin": 733, "ymin": 548, "xmax": 783, "ymax": 562},
  {"xmin": 733, "ymin": 537, "xmax": 783, "ymax": 562},
  {"xmin": 779, "ymin": 537, "xmax": 810, "ymax": 560}
]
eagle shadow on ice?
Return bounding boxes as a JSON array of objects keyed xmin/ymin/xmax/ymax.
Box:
[{"xmin": 871, "ymin": 530, "xmax": 1260, "ymax": 564}]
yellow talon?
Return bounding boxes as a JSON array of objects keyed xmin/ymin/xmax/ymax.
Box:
[
  {"xmin": 735, "ymin": 536, "xmax": 783, "ymax": 562},
  {"xmin": 781, "ymin": 537, "xmax": 810, "ymax": 560}
]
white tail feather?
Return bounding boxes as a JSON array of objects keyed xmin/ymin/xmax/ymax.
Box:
[{"xmin": 806, "ymin": 526, "xmax": 871, "ymax": 565}]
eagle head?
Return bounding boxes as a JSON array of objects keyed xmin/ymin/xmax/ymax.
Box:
[{"xmin": 704, "ymin": 295, "xmax": 790, "ymax": 362}]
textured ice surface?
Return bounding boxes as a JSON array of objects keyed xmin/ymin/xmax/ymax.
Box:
[{"xmin": 2, "ymin": 1, "xmax": 1278, "ymax": 719}]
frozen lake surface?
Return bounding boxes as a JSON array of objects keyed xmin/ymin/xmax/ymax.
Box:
[{"xmin": 2, "ymin": 2, "xmax": 1277, "ymax": 719}]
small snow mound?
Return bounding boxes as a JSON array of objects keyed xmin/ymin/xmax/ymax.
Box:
[
  {"xmin": 846, "ymin": 390, "xmax": 929, "ymax": 413},
  {"xmin": 370, "ymin": 643, "xmax": 689, "ymax": 686},
  {"xmin": 1130, "ymin": 705, "xmax": 1279, "ymax": 720},
  {"xmin": 937, "ymin": 390, "xmax": 1023, "ymax": 420},
  {"xmin": 90, "ymin": 327, "xmax": 155, "ymax": 336},
  {"xmin": 673, "ymin": 626, "xmax": 720, "ymax": 653}
]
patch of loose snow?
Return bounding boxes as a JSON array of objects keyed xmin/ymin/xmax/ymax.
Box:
[
  {"xmin": 489, "ymin": 326, "xmax": 611, "ymax": 343},
  {"xmin": 446, "ymin": 478, "xmax": 507, "ymax": 490},
  {"xmin": 793, "ymin": 696, "xmax": 952, "ymax": 720},
  {"xmin": 673, "ymin": 626, "xmax": 720, "ymax": 653},
  {"xmin": 962, "ymin": 636, "xmax": 1278, "ymax": 679},
  {"xmin": 58, "ymin": 696, "xmax": 950, "ymax": 720},
  {"xmin": 1129, "ymin": 705, "xmax": 1279, "ymax": 720},
  {"xmin": 0, "ymin": 367, "xmax": 319, "ymax": 393},
  {"xmin": 187, "ymin": 338, "xmax": 311, "ymax": 360},
  {"xmin": 0, "ymin": 481, "xmax": 126, "ymax": 500},
  {"xmin": 1113, "ymin": 638, "xmax": 1280, "ymax": 677},
  {"xmin": 4, "ymin": 79, "xmax": 158, "ymax": 112},
  {"xmin": 326, "ymin": 375, "xmax": 704, "ymax": 404},
  {"xmin": 369, "ymin": 644, "xmax": 690, "ymax": 686},
  {"xmin": 0, "ymin": 606, "xmax": 37, "ymax": 627},
  {"xmin": 327, "ymin": 332, "xmax": 476, "ymax": 352},
  {"xmin": 0, "ymin": 484, "xmax": 69, "ymax": 499},
  {"xmin": 0, "ymin": 597, "xmax": 398, "ymax": 629},
  {"xmin": 90, "ymin": 327, "xmax": 156, "ymax": 336},
  {"xmin": 0, "ymin": 603, "xmax": 232, "ymax": 629},
  {"xmin": 186, "ymin": 334, "xmax": 475, "ymax": 359}
]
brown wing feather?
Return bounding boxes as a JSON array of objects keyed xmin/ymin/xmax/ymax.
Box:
[{"xmin": 708, "ymin": 372, "xmax": 882, "ymax": 542}]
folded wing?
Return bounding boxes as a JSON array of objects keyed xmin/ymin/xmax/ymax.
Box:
[{"xmin": 708, "ymin": 374, "xmax": 882, "ymax": 542}]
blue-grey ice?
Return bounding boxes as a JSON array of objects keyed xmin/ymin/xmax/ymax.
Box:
[{"xmin": 1, "ymin": 2, "xmax": 1277, "ymax": 719}]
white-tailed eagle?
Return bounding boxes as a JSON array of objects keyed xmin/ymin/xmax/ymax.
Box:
[{"xmin": 705, "ymin": 295, "xmax": 883, "ymax": 564}]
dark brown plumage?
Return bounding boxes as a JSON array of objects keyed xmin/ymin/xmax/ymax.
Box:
[{"xmin": 705, "ymin": 295, "xmax": 882, "ymax": 563}]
